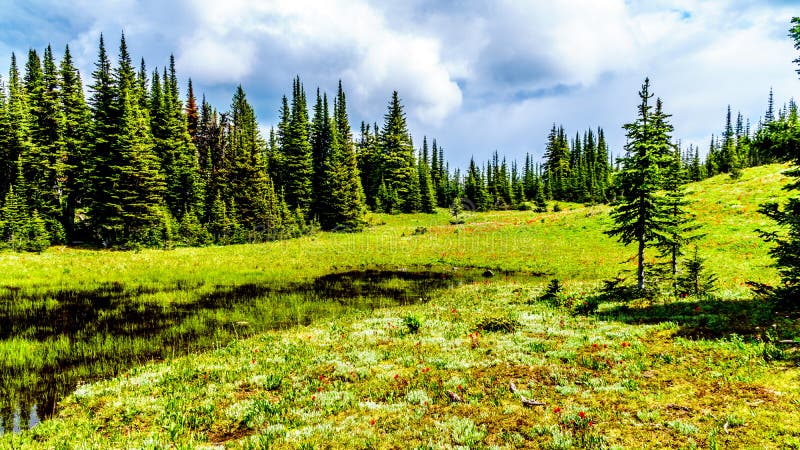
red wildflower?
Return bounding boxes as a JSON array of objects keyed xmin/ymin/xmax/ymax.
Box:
[
  {"xmin": 588, "ymin": 420, "xmax": 593, "ymax": 426},
  {"xmin": 554, "ymin": 406, "xmax": 562, "ymax": 414},
  {"xmin": 394, "ymin": 374, "xmax": 399, "ymax": 379},
  {"xmin": 312, "ymin": 395, "xmax": 316, "ymax": 401},
  {"xmin": 370, "ymin": 418, "xmax": 376, "ymax": 426},
  {"xmin": 694, "ymin": 306, "xmax": 701, "ymax": 313},
  {"xmin": 579, "ymin": 411, "xmax": 586, "ymax": 419},
  {"xmin": 319, "ymin": 375, "xmax": 324, "ymax": 381}
]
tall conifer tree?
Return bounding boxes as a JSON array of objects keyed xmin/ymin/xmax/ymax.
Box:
[
  {"xmin": 379, "ymin": 91, "xmax": 419, "ymax": 212},
  {"xmin": 606, "ymin": 79, "xmax": 672, "ymax": 291}
]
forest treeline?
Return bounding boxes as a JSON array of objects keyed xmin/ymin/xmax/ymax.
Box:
[{"xmin": 0, "ymin": 33, "xmax": 788, "ymax": 250}]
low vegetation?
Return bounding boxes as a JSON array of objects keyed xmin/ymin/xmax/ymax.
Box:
[{"xmin": 0, "ymin": 165, "xmax": 798, "ymax": 448}]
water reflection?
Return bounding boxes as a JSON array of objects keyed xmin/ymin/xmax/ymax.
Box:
[{"xmin": 1, "ymin": 266, "xmax": 521, "ymax": 433}]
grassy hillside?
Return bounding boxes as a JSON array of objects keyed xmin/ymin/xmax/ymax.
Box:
[
  {"xmin": 0, "ymin": 164, "xmax": 789, "ymax": 291},
  {"xmin": 1, "ymin": 164, "xmax": 798, "ymax": 449}
]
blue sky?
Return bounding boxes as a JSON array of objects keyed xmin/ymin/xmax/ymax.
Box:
[{"xmin": 1, "ymin": 0, "xmax": 799, "ymax": 168}]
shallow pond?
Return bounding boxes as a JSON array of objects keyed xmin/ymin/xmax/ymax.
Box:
[{"xmin": 0, "ymin": 265, "xmax": 520, "ymax": 433}]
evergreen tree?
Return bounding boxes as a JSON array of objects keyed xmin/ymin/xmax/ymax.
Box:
[
  {"xmin": 22, "ymin": 46, "xmax": 66, "ymax": 242},
  {"xmin": 331, "ymin": 81, "xmax": 365, "ymax": 228},
  {"xmin": 283, "ymin": 77, "xmax": 313, "ymax": 216},
  {"xmin": 379, "ymin": 92, "xmax": 419, "ymax": 212},
  {"xmin": 185, "ymin": 78, "xmax": 199, "ymax": 141},
  {"xmin": 753, "ymin": 17, "xmax": 800, "ymax": 304},
  {"xmin": 227, "ymin": 85, "xmax": 279, "ymax": 234},
  {"xmin": 0, "ymin": 72, "xmax": 10, "ymax": 202},
  {"xmin": 418, "ymin": 151, "xmax": 437, "ymax": 213},
  {"xmin": 464, "ymin": 158, "xmax": 490, "ymax": 211},
  {"xmin": 606, "ymin": 79, "xmax": 672, "ymax": 291},
  {"xmin": 86, "ymin": 34, "xmax": 119, "ymax": 241},
  {"xmin": 0, "ymin": 184, "xmax": 28, "ymax": 250},
  {"xmin": 543, "ymin": 124, "xmax": 569, "ymax": 200},
  {"xmin": 356, "ymin": 122, "xmax": 381, "ymax": 209},
  {"xmin": 112, "ymin": 34, "xmax": 167, "ymax": 246},
  {"xmin": 657, "ymin": 147, "xmax": 702, "ymax": 288},
  {"xmin": 59, "ymin": 45, "xmax": 91, "ymax": 242},
  {"xmin": 4, "ymin": 54, "xmax": 32, "ymax": 212}
]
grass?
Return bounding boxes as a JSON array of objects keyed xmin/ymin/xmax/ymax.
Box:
[{"xmin": 0, "ymin": 164, "xmax": 798, "ymax": 448}]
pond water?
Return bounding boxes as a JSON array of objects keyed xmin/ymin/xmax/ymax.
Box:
[{"xmin": 0, "ymin": 265, "xmax": 518, "ymax": 433}]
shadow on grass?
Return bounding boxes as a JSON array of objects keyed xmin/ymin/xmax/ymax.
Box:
[{"xmin": 596, "ymin": 296, "xmax": 800, "ymax": 341}]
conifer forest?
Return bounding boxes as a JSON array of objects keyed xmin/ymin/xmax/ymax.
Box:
[{"xmin": 1, "ymin": 5, "xmax": 800, "ymax": 449}]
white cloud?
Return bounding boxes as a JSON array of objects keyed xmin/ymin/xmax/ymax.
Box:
[
  {"xmin": 171, "ymin": 0, "xmax": 462, "ymax": 124},
  {"xmin": 1, "ymin": 0, "xmax": 799, "ymax": 166}
]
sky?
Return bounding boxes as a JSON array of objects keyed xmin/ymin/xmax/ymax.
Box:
[{"xmin": 0, "ymin": 0, "xmax": 798, "ymax": 169}]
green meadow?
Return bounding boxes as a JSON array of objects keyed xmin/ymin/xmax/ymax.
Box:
[{"xmin": 0, "ymin": 164, "xmax": 799, "ymax": 449}]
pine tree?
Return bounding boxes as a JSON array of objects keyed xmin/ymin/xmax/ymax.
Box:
[
  {"xmin": 86, "ymin": 34, "xmax": 119, "ymax": 242},
  {"xmin": 283, "ymin": 77, "xmax": 313, "ymax": 216},
  {"xmin": 606, "ymin": 79, "xmax": 672, "ymax": 291},
  {"xmin": 23, "ymin": 46, "xmax": 65, "ymax": 242},
  {"xmin": 331, "ymin": 81, "xmax": 365, "ymax": 228},
  {"xmin": 753, "ymin": 17, "xmax": 800, "ymax": 304},
  {"xmin": 310, "ymin": 89, "xmax": 328, "ymax": 221},
  {"xmin": 270, "ymin": 95, "xmax": 290, "ymax": 188},
  {"xmin": 0, "ymin": 184, "xmax": 28, "ymax": 250},
  {"xmin": 464, "ymin": 158, "xmax": 490, "ymax": 211},
  {"xmin": 227, "ymin": 85, "xmax": 279, "ymax": 234},
  {"xmin": 0, "ymin": 72, "xmax": 10, "ymax": 203},
  {"xmin": 657, "ymin": 147, "xmax": 702, "ymax": 289},
  {"xmin": 112, "ymin": 34, "xmax": 167, "ymax": 246},
  {"xmin": 185, "ymin": 78, "xmax": 199, "ymax": 141},
  {"xmin": 157, "ymin": 58, "xmax": 203, "ymax": 220},
  {"xmin": 380, "ymin": 92, "xmax": 419, "ymax": 212},
  {"xmin": 4, "ymin": 54, "xmax": 32, "ymax": 213},
  {"xmin": 59, "ymin": 45, "xmax": 91, "ymax": 242},
  {"xmin": 418, "ymin": 152, "xmax": 436, "ymax": 213},
  {"xmin": 543, "ymin": 124, "xmax": 569, "ymax": 200},
  {"xmin": 765, "ymin": 87, "xmax": 775, "ymax": 124}
]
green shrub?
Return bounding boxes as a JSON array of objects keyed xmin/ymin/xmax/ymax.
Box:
[
  {"xmin": 403, "ymin": 315, "xmax": 421, "ymax": 334},
  {"xmin": 475, "ymin": 316, "xmax": 520, "ymax": 333}
]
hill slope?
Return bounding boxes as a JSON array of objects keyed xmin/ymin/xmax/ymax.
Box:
[{"xmin": 1, "ymin": 164, "xmax": 798, "ymax": 449}]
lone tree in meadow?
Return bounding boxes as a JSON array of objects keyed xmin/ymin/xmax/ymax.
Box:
[
  {"xmin": 752, "ymin": 17, "xmax": 800, "ymax": 306},
  {"xmin": 606, "ymin": 78, "xmax": 673, "ymax": 291}
]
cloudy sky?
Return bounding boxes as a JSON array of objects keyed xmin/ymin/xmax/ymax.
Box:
[{"xmin": 1, "ymin": 0, "xmax": 798, "ymax": 168}]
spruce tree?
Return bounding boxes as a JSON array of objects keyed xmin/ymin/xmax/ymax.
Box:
[
  {"xmin": 112, "ymin": 34, "xmax": 167, "ymax": 246},
  {"xmin": 379, "ymin": 92, "xmax": 419, "ymax": 212},
  {"xmin": 606, "ymin": 79, "xmax": 672, "ymax": 291},
  {"xmin": 332, "ymin": 81, "xmax": 365, "ymax": 228},
  {"xmin": 0, "ymin": 73, "xmax": 12, "ymax": 204},
  {"xmin": 185, "ymin": 78, "xmax": 199, "ymax": 141},
  {"xmin": 752, "ymin": 17, "xmax": 800, "ymax": 304},
  {"xmin": 464, "ymin": 158, "xmax": 490, "ymax": 211},
  {"xmin": 227, "ymin": 85, "xmax": 279, "ymax": 234},
  {"xmin": 418, "ymin": 152, "xmax": 437, "ymax": 213},
  {"xmin": 4, "ymin": 54, "xmax": 32, "ymax": 212},
  {"xmin": 657, "ymin": 147, "xmax": 702, "ymax": 288},
  {"xmin": 0, "ymin": 184, "xmax": 28, "ymax": 250},
  {"xmin": 23, "ymin": 46, "xmax": 65, "ymax": 242},
  {"xmin": 86, "ymin": 34, "xmax": 118, "ymax": 242},
  {"xmin": 155, "ymin": 59, "xmax": 203, "ymax": 220},
  {"xmin": 283, "ymin": 77, "xmax": 313, "ymax": 216},
  {"xmin": 59, "ymin": 45, "xmax": 91, "ymax": 242}
]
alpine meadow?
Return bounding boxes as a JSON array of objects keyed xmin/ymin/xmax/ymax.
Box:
[{"xmin": 1, "ymin": 3, "xmax": 800, "ymax": 449}]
